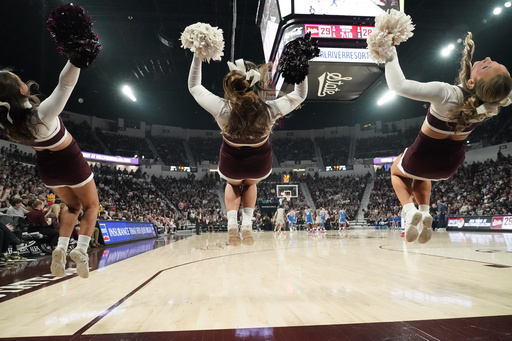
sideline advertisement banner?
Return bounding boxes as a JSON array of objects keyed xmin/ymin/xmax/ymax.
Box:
[
  {"xmin": 491, "ymin": 216, "xmax": 512, "ymax": 230},
  {"xmin": 98, "ymin": 220, "xmax": 157, "ymax": 245},
  {"xmin": 82, "ymin": 151, "xmax": 139, "ymax": 165},
  {"xmin": 447, "ymin": 216, "xmax": 512, "ymax": 231}
]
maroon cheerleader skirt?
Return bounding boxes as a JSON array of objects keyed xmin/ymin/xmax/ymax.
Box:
[
  {"xmin": 399, "ymin": 131, "xmax": 466, "ymax": 181},
  {"xmin": 218, "ymin": 139, "xmax": 273, "ymax": 181},
  {"xmin": 35, "ymin": 138, "xmax": 93, "ymax": 188}
]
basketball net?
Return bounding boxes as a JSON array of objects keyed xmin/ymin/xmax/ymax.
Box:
[{"xmin": 284, "ymin": 193, "xmax": 291, "ymax": 201}]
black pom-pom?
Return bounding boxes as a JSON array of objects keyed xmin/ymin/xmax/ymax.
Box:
[
  {"xmin": 277, "ymin": 32, "xmax": 320, "ymax": 84},
  {"xmin": 47, "ymin": 4, "xmax": 101, "ymax": 68}
]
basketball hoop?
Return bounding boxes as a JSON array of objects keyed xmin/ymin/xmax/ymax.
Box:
[{"xmin": 284, "ymin": 193, "xmax": 291, "ymax": 201}]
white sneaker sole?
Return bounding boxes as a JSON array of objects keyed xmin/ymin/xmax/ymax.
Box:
[
  {"xmin": 241, "ymin": 229, "xmax": 254, "ymax": 246},
  {"xmin": 418, "ymin": 213, "xmax": 433, "ymax": 244},
  {"xmin": 69, "ymin": 249, "xmax": 90, "ymax": 279},
  {"xmin": 404, "ymin": 210, "xmax": 422, "ymax": 242},
  {"xmin": 51, "ymin": 248, "xmax": 66, "ymax": 277},
  {"xmin": 228, "ymin": 228, "xmax": 241, "ymax": 246}
]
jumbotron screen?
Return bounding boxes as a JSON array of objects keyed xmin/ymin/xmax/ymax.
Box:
[{"xmin": 294, "ymin": 0, "xmax": 402, "ymax": 17}]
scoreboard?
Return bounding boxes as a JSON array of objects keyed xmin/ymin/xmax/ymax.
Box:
[
  {"xmin": 305, "ymin": 24, "xmax": 375, "ymax": 40},
  {"xmin": 258, "ymin": 0, "xmax": 406, "ymax": 102}
]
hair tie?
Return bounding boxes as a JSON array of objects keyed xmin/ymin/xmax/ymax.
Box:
[
  {"xmin": 227, "ymin": 59, "xmax": 261, "ymax": 87},
  {"xmin": 476, "ymin": 102, "xmax": 499, "ymax": 115}
]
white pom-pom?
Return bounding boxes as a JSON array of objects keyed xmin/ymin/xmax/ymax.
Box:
[
  {"xmin": 367, "ymin": 9, "xmax": 415, "ymax": 64},
  {"xmin": 180, "ymin": 22, "xmax": 225, "ymax": 63},
  {"xmin": 367, "ymin": 31, "xmax": 394, "ymax": 64}
]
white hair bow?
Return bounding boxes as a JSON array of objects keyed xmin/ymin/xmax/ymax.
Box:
[
  {"xmin": 0, "ymin": 101, "xmax": 12, "ymax": 124},
  {"xmin": 476, "ymin": 102, "xmax": 500, "ymax": 115},
  {"xmin": 227, "ymin": 59, "xmax": 261, "ymax": 87},
  {"xmin": 0, "ymin": 100, "xmax": 32, "ymax": 124}
]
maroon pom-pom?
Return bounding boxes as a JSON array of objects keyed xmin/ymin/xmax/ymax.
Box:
[
  {"xmin": 277, "ymin": 32, "xmax": 320, "ymax": 84},
  {"xmin": 47, "ymin": 4, "xmax": 101, "ymax": 68}
]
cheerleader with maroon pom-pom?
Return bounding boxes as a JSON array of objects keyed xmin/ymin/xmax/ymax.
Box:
[
  {"xmin": 182, "ymin": 24, "xmax": 317, "ymax": 246},
  {"xmin": 0, "ymin": 4, "xmax": 101, "ymax": 278}
]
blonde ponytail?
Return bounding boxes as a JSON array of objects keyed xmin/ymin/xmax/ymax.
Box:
[{"xmin": 450, "ymin": 33, "xmax": 512, "ymax": 132}]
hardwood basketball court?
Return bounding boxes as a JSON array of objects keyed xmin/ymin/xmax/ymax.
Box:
[{"xmin": 0, "ymin": 229, "xmax": 511, "ymax": 340}]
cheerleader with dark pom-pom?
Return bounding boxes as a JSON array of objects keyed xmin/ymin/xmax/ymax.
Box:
[
  {"xmin": 0, "ymin": 4, "xmax": 101, "ymax": 278},
  {"xmin": 182, "ymin": 24, "xmax": 315, "ymax": 246},
  {"xmin": 367, "ymin": 10, "xmax": 512, "ymax": 244}
]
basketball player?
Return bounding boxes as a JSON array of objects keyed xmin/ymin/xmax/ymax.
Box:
[
  {"xmin": 338, "ymin": 208, "xmax": 350, "ymax": 231},
  {"xmin": 273, "ymin": 204, "xmax": 286, "ymax": 234},
  {"xmin": 314, "ymin": 209, "xmax": 322, "ymax": 232},
  {"xmin": 304, "ymin": 205, "xmax": 314, "ymax": 232},
  {"xmin": 319, "ymin": 207, "xmax": 327, "ymax": 231},
  {"xmin": 287, "ymin": 207, "xmax": 297, "ymax": 232}
]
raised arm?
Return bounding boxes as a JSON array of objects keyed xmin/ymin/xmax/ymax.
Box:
[
  {"xmin": 37, "ymin": 61, "xmax": 79, "ymax": 123},
  {"xmin": 385, "ymin": 47, "xmax": 454, "ymax": 106},
  {"xmin": 267, "ymin": 78, "xmax": 308, "ymax": 119},
  {"xmin": 188, "ymin": 55, "xmax": 226, "ymax": 117}
]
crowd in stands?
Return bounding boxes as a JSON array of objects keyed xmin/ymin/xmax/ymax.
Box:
[
  {"xmin": 0, "ymin": 147, "xmax": 36, "ymax": 165},
  {"xmin": 365, "ymin": 169, "xmax": 401, "ymax": 227},
  {"xmin": 272, "ymin": 137, "xmax": 316, "ymax": 164},
  {"xmin": 95, "ymin": 129, "xmax": 154, "ymax": 159},
  {"xmin": 306, "ymin": 173, "xmax": 370, "ymax": 222},
  {"xmin": 188, "ymin": 136, "xmax": 222, "ymax": 164},
  {"xmin": 316, "ymin": 136, "xmax": 350, "ymax": 166},
  {"xmin": 63, "ymin": 120, "xmax": 105, "ymax": 154},
  {"xmin": 151, "ymin": 173, "xmax": 225, "ymax": 229},
  {"xmin": 365, "ymin": 153, "xmax": 512, "ymax": 228},
  {"xmin": 0, "ymin": 115, "xmax": 511, "ymax": 261},
  {"xmin": 355, "ymin": 134, "xmax": 404, "ymax": 159},
  {"xmin": 430, "ymin": 152, "xmax": 512, "ymax": 217},
  {"xmin": 149, "ymin": 136, "xmax": 189, "ymax": 166},
  {"xmin": 464, "ymin": 109, "xmax": 512, "ymax": 148}
]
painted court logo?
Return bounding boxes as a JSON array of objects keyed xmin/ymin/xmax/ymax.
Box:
[{"xmin": 317, "ymin": 72, "xmax": 352, "ymax": 97}]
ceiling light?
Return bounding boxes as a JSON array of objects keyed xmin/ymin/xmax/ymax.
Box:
[
  {"xmin": 494, "ymin": 7, "xmax": 502, "ymax": 15},
  {"xmin": 377, "ymin": 91, "xmax": 395, "ymax": 106},
  {"xmin": 505, "ymin": 2, "xmax": 511, "ymax": 8},
  {"xmin": 122, "ymin": 85, "xmax": 137, "ymax": 102},
  {"xmin": 440, "ymin": 44, "xmax": 455, "ymax": 57}
]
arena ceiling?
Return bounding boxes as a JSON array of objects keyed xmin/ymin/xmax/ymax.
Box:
[{"xmin": 2, "ymin": 0, "xmax": 512, "ymax": 130}]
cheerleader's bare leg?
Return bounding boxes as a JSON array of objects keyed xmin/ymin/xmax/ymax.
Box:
[
  {"xmin": 52, "ymin": 179, "xmax": 99, "ymax": 278},
  {"xmin": 391, "ymin": 155, "xmax": 421, "ymax": 242}
]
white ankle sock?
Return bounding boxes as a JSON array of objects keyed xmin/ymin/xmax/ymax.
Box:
[
  {"xmin": 419, "ymin": 204, "xmax": 429, "ymax": 213},
  {"xmin": 76, "ymin": 235, "xmax": 91, "ymax": 253},
  {"xmin": 403, "ymin": 203, "xmax": 416, "ymax": 216},
  {"xmin": 227, "ymin": 210, "xmax": 238, "ymax": 227},
  {"xmin": 242, "ymin": 207, "xmax": 254, "ymax": 226},
  {"xmin": 57, "ymin": 237, "xmax": 70, "ymax": 250}
]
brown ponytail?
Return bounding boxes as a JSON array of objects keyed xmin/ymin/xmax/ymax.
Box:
[
  {"xmin": 0, "ymin": 71, "xmax": 44, "ymax": 144},
  {"xmin": 222, "ymin": 61, "xmax": 273, "ymax": 139}
]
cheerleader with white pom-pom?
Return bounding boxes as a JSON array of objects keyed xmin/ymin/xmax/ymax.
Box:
[
  {"xmin": 182, "ymin": 23, "xmax": 312, "ymax": 246},
  {"xmin": 367, "ymin": 10, "xmax": 512, "ymax": 244},
  {"xmin": 0, "ymin": 4, "xmax": 101, "ymax": 278}
]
